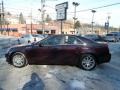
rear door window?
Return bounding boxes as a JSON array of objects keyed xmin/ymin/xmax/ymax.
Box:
[{"xmin": 65, "ymin": 36, "xmax": 83, "ymax": 45}]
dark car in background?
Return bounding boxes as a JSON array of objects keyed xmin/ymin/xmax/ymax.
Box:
[
  {"xmin": 83, "ymin": 34, "xmax": 106, "ymax": 43},
  {"xmin": 5, "ymin": 35, "xmax": 111, "ymax": 70}
]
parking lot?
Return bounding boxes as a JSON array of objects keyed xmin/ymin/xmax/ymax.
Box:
[{"xmin": 0, "ymin": 36, "xmax": 120, "ymax": 90}]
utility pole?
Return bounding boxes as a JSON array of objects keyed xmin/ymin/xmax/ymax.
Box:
[
  {"xmin": 30, "ymin": 9, "xmax": 33, "ymax": 34},
  {"xmin": 2, "ymin": 0, "xmax": 5, "ymax": 28},
  {"xmin": 107, "ymin": 15, "xmax": 110, "ymax": 34},
  {"xmin": 0, "ymin": 0, "xmax": 5, "ymax": 34},
  {"xmin": 0, "ymin": 2, "xmax": 2, "ymax": 29},
  {"xmin": 105, "ymin": 15, "xmax": 110, "ymax": 34},
  {"xmin": 72, "ymin": 2, "xmax": 79, "ymax": 35},
  {"xmin": 60, "ymin": 19, "xmax": 63, "ymax": 34},
  {"xmin": 7, "ymin": 22, "xmax": 9, "ymax": 36},
  {"xmin": 119, "ymin": 26, "xmax": 120, "ymax": 32},
  {"xmin": 38, "ymin": 0, "xmax": 46, "ymax": 34},
  {"xmin": 91, "ymin": 10, "xmax": 96, "ymax": 34},
  {"xmin": 0, "ymin": 1, "xmax": 4, "ymax": 28}
]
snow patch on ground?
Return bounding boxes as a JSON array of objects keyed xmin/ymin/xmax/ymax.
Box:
[{"xmin": 67, "ymin": 79, "xmax": 85, "ymax": 90}]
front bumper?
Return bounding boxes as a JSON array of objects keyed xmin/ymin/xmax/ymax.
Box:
[{"xmin": 5, "ymin": 53, "xmax": 12, "ymax": 64}]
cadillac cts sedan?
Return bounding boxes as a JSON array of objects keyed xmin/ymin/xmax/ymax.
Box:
[{"xmin": 5, "ymin": 35, "xmax": 111, "ymax": 70}]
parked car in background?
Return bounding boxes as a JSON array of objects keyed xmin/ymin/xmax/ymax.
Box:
[
  {"xmin": 18, "ymin": 34, "xmax": 35, "ymax": 44},
  {"xmin": 18, "ymin": 34, "xmax": 45, "ymax": 44},
  {"xmin": 110, "ymin": 32, "xmax": 120, "ymax": 35},
  {"xmin": 41, "ymin": 34, "xmax": 49, "ymax": 38},
  {"xmin": 105, "ymin": 33, "xmax": 120, "ymax": 42},
  {"xmin": 6, "ymin": 35, "xmax": 111, "ymax": 70},
  {"xmin": 32, "ymin": 34, "xmax": 45, "ymax": 42},
  {"xmin": 83, "ymin": 34, "xmax": 106, "ymax": 43}
]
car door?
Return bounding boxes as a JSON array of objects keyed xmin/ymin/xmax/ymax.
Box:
[
  {"xmin": 26, "ymin": 35, "xmax": 64, "ymax": 64},
  {"xmin": 26, "ymin": 45, "xmax": 52, "ymax": 64},
  {"xmin": 55, "ymin": 35, "xmax": 83, "ymax": 65}
]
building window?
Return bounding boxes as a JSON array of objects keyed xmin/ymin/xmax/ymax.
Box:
[
  {"xmin": 51, "ymin": 30, "xmax": 56, "ymax": 34},
  {"xmin": 37, "ymin": 30, "xmax": 43, "ymax": 34}
]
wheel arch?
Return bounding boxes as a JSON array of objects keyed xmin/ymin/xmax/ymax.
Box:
[
  {"xmin": 9, "ymin": 52, "xmax": 27, "ymax": 64},
  {"xmin": 77, "ymin": 53, "xmax": 97, "ymax": 70}
]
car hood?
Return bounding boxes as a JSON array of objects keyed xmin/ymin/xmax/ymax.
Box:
[
  {"xmin": 12, "ymin": 43, "xmax": 31, "ymax": 48},
  {"xmin": 8, "ymin": 44, "xmax": 32, "ymax": 52}
]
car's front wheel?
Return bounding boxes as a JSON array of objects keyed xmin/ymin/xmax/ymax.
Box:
[
  {"xmin": 79, "ymin": 54, "xmax": 96, "ymax": 70},
  {"xmin": 12, "ymin": 52, "xmax": 27, "ymax": 68}
]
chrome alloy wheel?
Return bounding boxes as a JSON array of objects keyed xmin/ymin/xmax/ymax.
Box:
[
  {"xmin": 81, "ymin": 55, "xmax": 96, "ymax": 70},
  {"xmin": 12, "ymin": 53, "xmax": 25, "ymax": 67}
]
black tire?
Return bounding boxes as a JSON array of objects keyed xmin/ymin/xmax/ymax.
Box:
[
  {"xmin": 11, "ymin": 52, "xmax": 27, "ymax": 68},
  {"xmin": 78, "ymin": 54, "xmax": 96, "ymax": 71}
]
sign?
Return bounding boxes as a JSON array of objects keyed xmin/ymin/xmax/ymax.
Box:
[
  {"xmin": 105, "ymin": 22, "xmax": 109, "ymax": 29},
  {"xmin": 56, "ymin": 2, "xmax": 68, "ymax": 21}
]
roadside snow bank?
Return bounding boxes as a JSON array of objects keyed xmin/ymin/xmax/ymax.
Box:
[{"xmin": 0, "ymin": 36, "xmax": 18, "ymax": 49}]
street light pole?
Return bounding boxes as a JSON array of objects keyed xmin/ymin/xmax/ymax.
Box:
[
  {"xmin": 73, "ymin": 2, "xmax": 79, "ymax": 35},
  {"xmin": 38, "ymin": 8, "xmax": 46, "ymax": 34},
  {"xmin": 107, "ymin": 15, "xmax": 110, "ymax": 34},
  {"xmin": 7, "ymin": 23, "xmax": 9, "ymax": 36},
  {"xmin": 91, "ymin": 10, "xmax": 96, "ymax": 34},
  {"xmin": 119, "ymin": 26, "xmax": 120, "ymax": 32},
  {"xmin": 30, "ymin": 9, "xmax": 33, "ymax": 34},
  {"xmin": 38, "ymin": 0, "xmax": 46, "ymax": 34},
  {"xmin": 0, "ymin": 3, "xmax": 2, "ymax": 29}
]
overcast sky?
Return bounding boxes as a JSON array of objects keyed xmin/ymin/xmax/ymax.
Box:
[{"xmin": 3, "ymin": 0, "xmax": 120, "ymax": 28}]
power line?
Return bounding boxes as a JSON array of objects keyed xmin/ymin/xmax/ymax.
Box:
[
  {"xmin": 4, "ymin": 2, "xmax": 120, "ymax": 15},
  {"xmin": 44, "ymin": 2, "xmax": 120, "ymax": 14},
  {"xmin": 73, "ymin": 2, "xmax": 120, "ymax": 13}
]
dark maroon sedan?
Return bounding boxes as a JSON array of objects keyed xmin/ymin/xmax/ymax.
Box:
[{"xmin": 5, "ymin": 35, "xmax": 111, "ymax": 70}]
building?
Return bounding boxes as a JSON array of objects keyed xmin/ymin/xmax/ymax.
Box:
[{"xmin": 1, "ymin": 15, "xmax": 119, "ymax": 37}]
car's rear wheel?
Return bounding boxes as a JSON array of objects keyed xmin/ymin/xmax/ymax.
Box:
[
  {"xmin": 12, "ymin": 52, "xmax": 27, "ymax": 68},
  {"xmin": 79, "ymin": 54, "xmax": 96, "ymax": 70}
]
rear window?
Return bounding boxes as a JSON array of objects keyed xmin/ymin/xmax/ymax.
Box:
[{"xmin": 77, "ymin": 36, "xmax": 97, "ymax": 45}]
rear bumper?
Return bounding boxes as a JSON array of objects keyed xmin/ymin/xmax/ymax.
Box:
[{"xmin": 97, "ymin": 54, "xmax": 111, "ymax": 64}]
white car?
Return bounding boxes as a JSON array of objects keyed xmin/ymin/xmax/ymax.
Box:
[
  {"xmin": 105, "ymin": 33, "xmax": 120, "ymax": 42},
  {"xmin": 18, "ymin": 34, "xmax": 35, "ymax": 44},
  {"xmin": 32, "ymin": 34, "xmax": 45, "ymax": 41},
  {"xmin": 18, "ymin": 34, "xmax": 45, "ymax": 44}
]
